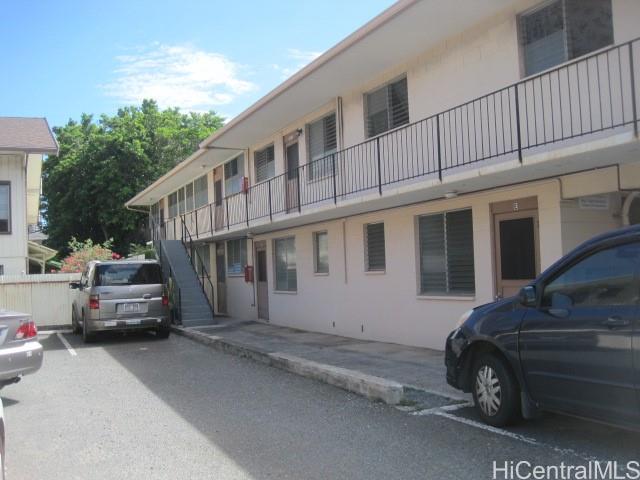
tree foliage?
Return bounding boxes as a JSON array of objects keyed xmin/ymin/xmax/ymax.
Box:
[
  {"xmin": 59, "ymin": 238, "xmax": 118, "ymax": 273},
  {"xmin": 42, "ymin": 99, "xmax": 224, "ymax": 255}
]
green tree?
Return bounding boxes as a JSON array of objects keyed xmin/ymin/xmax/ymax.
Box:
[{"xmin": 42, "ymin": 100, "xmax": 223, "ymax": 254}]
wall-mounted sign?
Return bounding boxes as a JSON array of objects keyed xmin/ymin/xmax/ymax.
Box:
[{"xmin": 578, "ymin": 195, "xmax": 610, "ymax": 210}]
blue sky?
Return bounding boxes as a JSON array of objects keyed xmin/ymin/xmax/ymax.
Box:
[{"xmin": 0, "ymin": 0, "xmax": 395, "ymax": 128}]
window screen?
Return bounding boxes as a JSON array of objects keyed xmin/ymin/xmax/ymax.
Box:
[
  {"xmin": 314, "ymin": 231, "xmax": 329, "ymax": 274},
  {"xmin": 255, "ymin": 146, "xmax": 275, "ymax": 183},
  {"xmin": 520, "ymin": 0, "xmax": 613, "ymax": 76},
  {"xmin": 308, "ymin": 114, "xmax": 337, "ymax": 180},
  {"xmin": 177, "ymin": 187, "xmax": 186, "ymax": 215},
  {"xmin": 365, "ymin": 77, "xmax": 409, "ymax": 138},
  {"xmin": 365, "ymin": 223, "xmax": 386, "ymax": 271},
  {"xmin": 185, "ymin": 183, "xmax": 194, "ymax": 212},
  {"xmin": 275, "ymin": 237, "xmax": 297, "ymax": 291},
  {"xmin": 224, "ymin": 155, "xmax": 244, "ymax": 195},
  {"xmin": 419, "ymin": 209, "xmax": 475, "ymax": 295},
  {"xmin": 168, "ymin": 192, "xmax": 178, "ymax": 218},
  {"xmin": 0, "ymin": 183, "xmax": 9, "ymax": 233},
  {"xmin": 226, "ymin": 239, "xmax": 247, "ymax": 275},
  {"xmin": 194, "ymin": 175, "xmax": 208, "ymax": 208}
]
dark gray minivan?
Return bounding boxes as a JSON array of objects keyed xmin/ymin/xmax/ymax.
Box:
[
  {"xmin": 446, "ymin": 225, "xmax": 640, "ymax": 430},
  {"xmin": 70, "ymin": 260, "xmax": 170, "ymax": 342}
]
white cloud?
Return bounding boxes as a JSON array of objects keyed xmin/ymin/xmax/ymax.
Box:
[
  {"xmin": 272, "ymin": 48, "xmax": 323, "ymax": 78},
  {"xmin": 102, "ymin": 43, "xmax": 256, "ymax": 111}
]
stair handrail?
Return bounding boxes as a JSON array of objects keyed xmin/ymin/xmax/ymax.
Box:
[
  {"xmin": 149, "ymin": 215, "xmax": 183, "ymax": 325},
  {"xmin": 179, "ymin": 216, "xmax": 216, "ymax": 317}
]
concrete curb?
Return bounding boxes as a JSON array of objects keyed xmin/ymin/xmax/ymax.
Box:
[{"xmin": 172, "ymin": 325, "xmax": 441, "ymax": 406}]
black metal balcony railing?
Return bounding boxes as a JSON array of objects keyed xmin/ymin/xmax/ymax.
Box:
[{"xmin": 161, "ymin": 37, "xmax": 640, "ymax": 241}]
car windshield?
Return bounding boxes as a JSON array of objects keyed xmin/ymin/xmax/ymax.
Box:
[{"xmin": 94, "ymin": 264, "xmax": 163, "ymax": 286}]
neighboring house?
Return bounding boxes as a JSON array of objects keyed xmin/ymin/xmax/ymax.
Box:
[
  {"xmin": 127, "ymin": 0, "xmax": 640, "ymax": 349},
  {"xmin": 0, "ymin": 117, "xmax": 58, "ymax": 275}
]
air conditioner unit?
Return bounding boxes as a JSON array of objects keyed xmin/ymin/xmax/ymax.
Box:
[{"xmin": 622, "ymin": 191, "xmax": 640, "ymax": 226}]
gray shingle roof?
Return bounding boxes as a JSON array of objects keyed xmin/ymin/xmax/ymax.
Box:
[{"xmin": 0, "ymin": 117, "xmax": 58, "ymax": 154}]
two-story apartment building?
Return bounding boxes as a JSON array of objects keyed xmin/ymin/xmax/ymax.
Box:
[
  {"xmin": 0, "ymin": 117, "xmax": 58, "ymax": 275},
  {"xmin": 128, "ymin": 0, "xmax": 640, "ymax": 349}
]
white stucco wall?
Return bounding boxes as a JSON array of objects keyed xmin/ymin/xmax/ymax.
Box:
[
  {"xmin": 239, "ymin": 179, "xmax": 563, "ymax": 350},
  {"xmin": 0, "ymin": 154, "xmax": 28, "ymax": 275}
]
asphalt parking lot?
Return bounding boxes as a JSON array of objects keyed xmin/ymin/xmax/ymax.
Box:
[{"xmin": 3, "ymin": 330, "xmax": 639, "ymax": 480}]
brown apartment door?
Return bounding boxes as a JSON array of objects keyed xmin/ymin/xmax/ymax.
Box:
[
  {"xmin": 284, "ymin": 134, "xmax": 299, "ymax": 213},
  {"xmin": 492, "ymin": 198, "xmax": 540, "ymax": 299},
  {"xmin": 255, "ymin": 241, "xmax": 269, "ymax": 321}
]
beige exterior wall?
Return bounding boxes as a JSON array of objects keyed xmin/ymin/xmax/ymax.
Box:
[
  {"xmin": 0, "ymin": 153, "xmax": 28, "ymax": 275},
  {"xmin": 241, "ymin": 179, "xmax": 564, "ymax": 349}
]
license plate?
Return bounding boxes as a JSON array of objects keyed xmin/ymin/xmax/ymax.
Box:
[
  {"xmin": 126, "ymin": 319, "xmax": 141, "ymax": 325},
  {"xmin": 118, "ymin": 303, "xmax": 140, "ymax": 313}
]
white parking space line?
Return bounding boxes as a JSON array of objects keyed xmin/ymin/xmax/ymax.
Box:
[
  {"xmin": 39, "ymin": 330, "xmax": 73, "ymax": 335},
  {"xmin": 412, "ymin": 402, "xmax": 473, "ymax": 416},
  {"xmin": 428, "ymin": 410, "xmax": 602, "ymax": 463},
  {"xmin": 56, "ymin": 332, "xmax": 77, "ymax": 357}
]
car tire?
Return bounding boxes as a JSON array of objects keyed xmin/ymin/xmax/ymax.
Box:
[
  {"xmin": 471, "ymin": 353, "xmax": 521, "ymax": 427},
  {"xmin": 82, "ymin": 316, "xmax": 95, "ymax": 343},
  {"xmin": 156, "ymin": 326, "xmax": 171, "ymax": 339},
  {"xmin": 72, "ymin": 309, "xmax": 81, "ymax": 335}
]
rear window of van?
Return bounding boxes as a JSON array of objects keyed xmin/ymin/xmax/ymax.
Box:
[{"xmin": 94, "ymin": 264, "xmax": 163, "ymax": 286}]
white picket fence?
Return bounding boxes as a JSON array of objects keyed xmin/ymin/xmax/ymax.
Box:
[{"xmin": 0, "ymin": 273, "xmax": 81, "ymax": 327}]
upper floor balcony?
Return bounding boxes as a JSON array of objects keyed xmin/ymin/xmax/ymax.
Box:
[{"xmin": 157, "ymin": 37, "xmax": 640, "ymax": 243}]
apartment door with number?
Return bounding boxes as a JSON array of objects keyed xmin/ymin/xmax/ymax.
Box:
[
  {"xmin": 255, "ymin": 241, "xmax": 269, "ymax": 321},
  {"xmin": 285, "ymin": 134, "xmax": 299, "ymax": 213},
  {"xmin": 492, "ymin": 198, "xmax": 540, "ymax": 299},
  {"xmin": 215, "ymin": 242, "xmax": 227, "ymax": 314}
]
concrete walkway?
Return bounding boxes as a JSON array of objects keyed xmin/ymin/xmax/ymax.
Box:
[{"xmin": 172, "ymin": 317, "xmax": 470, "ymax": 409}]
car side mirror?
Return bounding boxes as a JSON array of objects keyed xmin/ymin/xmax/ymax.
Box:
[
  {"xmin": 518, "ymin": 286, "xmax": 536, "ymax": 307},
  {"xmin": 69, "ymin": 281, "xmax": 80, "ymax": 290}
]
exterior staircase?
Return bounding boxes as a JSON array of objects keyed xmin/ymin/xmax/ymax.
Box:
[{"xmin": 159, "ymin": 240, "xmax": 215, "ymax": 327}]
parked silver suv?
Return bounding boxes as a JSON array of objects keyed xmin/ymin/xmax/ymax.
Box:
[{"xmin": 70, "ymin": 260, "xmax": 170, "ymax": 342}]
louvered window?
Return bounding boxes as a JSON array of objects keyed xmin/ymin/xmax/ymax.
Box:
[
  {"xmin": 168, "ymin": 192, "xmax": 178, "ymax": 218},
  {"xmin": 194, "ymin": 175, "xmax": 208, "ymax": 208},
  {"xmin": 365, "ymin": 77, "xmax": 409, "ymax": 138},
  {"xmin": 274, "ymin": 237, "xmax": 297, "ymax": 291},
  {"xmin": 419, "ymin": 209, "xmax": 475, "ymax": 295},
  {"xmin": 255, "ymin": 146, "xmax": 275, "ymax": 183},
  {"xmin": 224, "ymin": 155, "xmax": 244, "ymax": 196},
  {"xmin": 365, "ymin": 223, "xmax": 385, "ymax": 271},
  {"xmin": 177, "ymin": 187, "xmax": 186, "ymax": 215},
  {"xmin": 226, "ymin": 239, "xmax": 247, "ymax": 275},
  {"xmin": 519, "ymin": 0, "xmax": 613, "ymax": 77},
  {"xmin": 307, "ymin": 114, "xmax": 337, "ymax": 180},
  {"xmin": 0, "ymin": 183, "xmax": 9, "ymax": 233},
  {"xmin": 185, "ymin": 183, "xmax": 194, "ymax": 212}
]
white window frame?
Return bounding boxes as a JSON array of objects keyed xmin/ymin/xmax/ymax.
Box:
[
  {"xmin": 273, "ymin": 236, "xmax": 297, "ymax": 292},
  {"xmin": 313, "ymin": 231, "xmax": 329, "ymax": 275},
  {"xmin": 364, "ymin": 222, "xmax": 386, "ymax": 272},
  {"xmin": 306, "ymin": 113, "xmax": 337, "ymax": 182},
  {"xmin": 417, "ymin": 208, "xmax": 475, "ymax": 296},
  {"xmin": 363, "ymin": 75, "xmax": 409, "ymax": 139},
  {"xmin": 226, "ymin": 239, "xmax": 247, "ymax": 276},
  {"xmin": 254, "ymin": 145, "xmax": 276, "ymax": 184},
  {"xmin": 0, "ymin": 182, "xmax": 10, "ymax": 234}
]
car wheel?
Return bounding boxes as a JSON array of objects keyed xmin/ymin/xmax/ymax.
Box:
[
  {"xmin": 72, "ymin": 309, "xmax": 81, "ymax": 335},
  {"xmin": 471, "ymin": 353, "xmax": 520, "ymax": 427},
  {"xmin": 82, "ymin": 316, "xmax": 95, "ymax": 343},
  {"xmin": 156, "ymin": 326, "xmax": 171, "ymax": 339}
]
